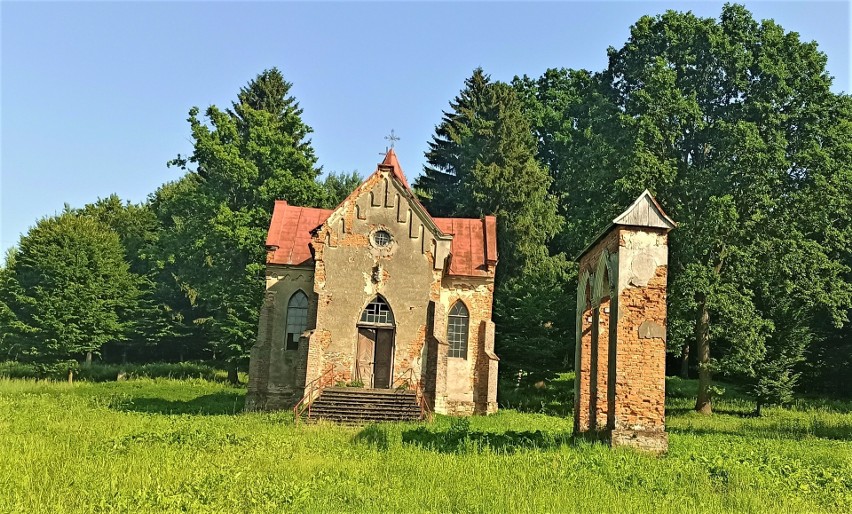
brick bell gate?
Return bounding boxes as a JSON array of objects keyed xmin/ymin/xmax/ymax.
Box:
[{"xmin": 573, "ymin": 190, "xmax": 676, "ymax": 454}]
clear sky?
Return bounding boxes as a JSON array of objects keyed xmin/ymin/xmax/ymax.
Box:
[{"xmin": 2, "ymin": 1, "xmax": 849, "ymax": 258}]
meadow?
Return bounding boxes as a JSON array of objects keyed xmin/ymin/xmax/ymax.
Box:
[{"xmin": 0, "ymin": 373, "xmax": 850, "ymax": 513}]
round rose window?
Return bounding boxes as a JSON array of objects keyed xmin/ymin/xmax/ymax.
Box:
[{"xmin": 372, "ymin": 230, "xmax": 391, "ymax": 248}]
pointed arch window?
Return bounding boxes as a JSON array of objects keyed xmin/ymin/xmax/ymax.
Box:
[
  {"xmin": 447, "ymin": 301, "xmax": 469, "ymax": 359},
  {"xmin": 360, "ymin": 296, "xmax": 394, "ymax": 326},
  {"xmin": 285, "ymin": 291, "xmax": 309, "ymax": 351}
]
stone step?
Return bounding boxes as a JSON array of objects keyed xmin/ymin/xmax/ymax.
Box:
[
  {"xmin": 316, "ymin": 397, "xmax": 418, "ymax": 406},
  {"xmin": 308, "ymin": 412, "xmax": 421, "ymax": 423},
  {"xmin": 312, "ymin": 399, "xmax": 420, "ymax": 408},
  {"xmin": 310, "ymin": 403, "xmax": 421, "ymax": 413},
  {"xmin": 310, "ymin": 405, "xmax": 421, "ymax": 416},
  {"xmin": 320, "ymin": 387, "xmax": 416, "ymax": 397}
]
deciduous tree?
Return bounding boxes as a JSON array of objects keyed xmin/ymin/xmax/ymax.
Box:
[
  {"xmin": 518, "ymin": 5, "xmax": 851, "ymax": 411},
  {"xmin": 156, "ymin": 68, "xmax": 324, "ymax": 382},
  {"xmin": 0, "ymin": 211, "xmax": 139, "ymax": 373}
]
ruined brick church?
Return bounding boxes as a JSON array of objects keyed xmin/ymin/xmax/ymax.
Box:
[{"xmin": 246, "ymin": 150, "xmax": 499, "ymax": 416}]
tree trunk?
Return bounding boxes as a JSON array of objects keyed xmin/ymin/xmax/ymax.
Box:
[
  {"xmin": 679, "ymin": 341, "xmax": 690, "ymax": 379},
  {"xmin": 122, "ymin": 346, "xmax": 128, "ymax": 364},
  {"xmin": 695, "ymin": 298, "xmax": 713, "ymax": 414},
  {"xmin": 85, "ymin": 351, "xmax": 93, "ymax": 367},
  {"xmin": 227, "ymin": 364, "xmax": 239, "ymax": 385}
]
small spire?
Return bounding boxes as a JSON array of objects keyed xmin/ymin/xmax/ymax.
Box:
[{"xmin": 379, "ymin": 147, "xmax": 408, "ymax": 186}]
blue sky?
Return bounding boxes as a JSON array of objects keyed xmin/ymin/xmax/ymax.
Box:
[{"xmin": 2, "ymin": 1, "xmax": 849, "ymax": 258}]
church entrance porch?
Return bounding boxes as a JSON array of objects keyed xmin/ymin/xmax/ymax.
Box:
[{"xmin": 355, "ymin": 296, "xmax": 396, "ymax": 389}]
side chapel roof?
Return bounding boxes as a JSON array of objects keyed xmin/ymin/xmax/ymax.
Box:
[
  {"xmin": 265, "ymin": 149, "xmax": 498, "ymax": 277},
  {"xmin": 265, "ymin": 203, "xmax": 333, "ymax": 266}
]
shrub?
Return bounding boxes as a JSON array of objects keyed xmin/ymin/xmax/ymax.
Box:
[{"xmin": 0, "ymin": 361, "xmax": 218, "ymax": 382}]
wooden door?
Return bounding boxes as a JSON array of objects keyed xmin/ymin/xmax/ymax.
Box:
[
  {"xmin": 356, "ymin": 328, "xmax": 375, "ymax": 387},
  {"xmin": 373, "ymin": 329, "xmax": 394, "ymax": 389}
]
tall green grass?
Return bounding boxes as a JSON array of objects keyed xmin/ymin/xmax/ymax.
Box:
[{"xmin": 0, "ymin": 377, "xmax": 849, "ymax": 513}]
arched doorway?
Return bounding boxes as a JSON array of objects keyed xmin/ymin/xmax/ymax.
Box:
[{"xmin": 356, "ymin": 296, "xmax": 395, "ymax": 389}]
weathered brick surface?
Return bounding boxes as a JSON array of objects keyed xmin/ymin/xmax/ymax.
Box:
[
  {"xmin": 439, "ymin": 277, "xmax": 496, "ymax": 415},
  {"xmin": 614, "ymin": 260, "xmax": 667, "ymax": 432},
  {"xmin": 593, "ymin": 297, "xmax": 611, "ymax": 430},
  {"xmin": 246, "ymin": 268, "xmax": 316, "ymax": 410}
]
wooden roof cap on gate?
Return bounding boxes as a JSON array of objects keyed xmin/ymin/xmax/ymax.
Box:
[
  {"xmin": 575, "ymin": 189, "xmax": 676, "ymax": 262},
  {"xmin": 612, "ymin": 189, "xmax": 676, "ymax": 230}
]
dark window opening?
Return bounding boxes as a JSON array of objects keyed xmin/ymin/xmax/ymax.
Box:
[
  {"xmin": 448, "ymin": 301, "xmax": 469, "ymax": 359},
  {"xmin": 286, "ymin": 291, "xmax": 309, "ymax": 351},
  {"xmin": 373, "ymin": 230, "xmax": 391, "ymax": 248}
]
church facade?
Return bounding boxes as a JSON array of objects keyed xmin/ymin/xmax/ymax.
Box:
[{"xmin": 246, "ymin": 150, "xmax": 499, "ymax": 416}]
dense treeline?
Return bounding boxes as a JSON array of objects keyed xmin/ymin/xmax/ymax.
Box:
[{"xmin": 1, "ymin": 5, "xmax": 849, "ymax": 410}]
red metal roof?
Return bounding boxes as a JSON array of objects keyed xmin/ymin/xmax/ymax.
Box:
[
  {"xmin": 433, "ymin": 217, "xmax": 497, "ymax": 277},
  {"xmin": 265, "ymin": 200, "xmax": 333, "ymax": 266}
]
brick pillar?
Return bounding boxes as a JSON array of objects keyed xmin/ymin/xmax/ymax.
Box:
[
  {"xmin": 610, "ymin": 229, "xmax": 669, "ymax": 453},
  {"xmin": 430, "ymin": 301, "xmax": 450, "ymax": 414},
  {"xmin": 302, "ymin": 329, "xmax": 327, "ymax": 398},
  {"xmin": 485, "ymin": 320, "xmax": 498, "ymax": 413},
  {"xmin": 476, "ymin": 320, "xmax": 498, "ymax": 414},
  {"xmin": 589, "ymin": 306, "xmax": 600, "ymax": 430},
  {"xmin": 574, "ymin": 298, "xmax": 593, "ymax": 433},
  {"xmin": 295, "ymin": 331, "xmax": 312, "ymax": 391}
]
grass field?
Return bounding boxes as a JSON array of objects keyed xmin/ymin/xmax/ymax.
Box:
[{"xmin": 0, "ymin": 376, "xmax": 850, "ymax": 513}]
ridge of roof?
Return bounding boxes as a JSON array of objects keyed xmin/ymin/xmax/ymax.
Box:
[{"xmin": 613, "ymin": 189, "xmax": 677, "ymax": 229}]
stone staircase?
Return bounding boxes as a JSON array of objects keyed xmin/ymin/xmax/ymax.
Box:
[{"xmin": 303, "ymin": 387, "xmax": 423, "ymax": 424}]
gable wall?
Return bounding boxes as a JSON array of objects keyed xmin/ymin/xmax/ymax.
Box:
[{"xmin": 309, "ymin": 170, "xmax": 449, "ymax": 389}]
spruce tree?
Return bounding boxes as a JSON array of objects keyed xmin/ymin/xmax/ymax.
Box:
[
  {"xmin": 417, "ymin": 68, "xmax": 567, "ymax": 378},
  {"xmin": 416, "ymin": 68, "xmax": 561, "ymax": 274}
]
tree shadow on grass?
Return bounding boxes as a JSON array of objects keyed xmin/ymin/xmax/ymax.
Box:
[
  {"xmin": 667, "ymin": 407, "xmax": 756, "ymax": 418},
  {"xmin": 669, "ymin": 420, "xmax": 852, "ymax": 441},
  {"xmin": 401, "ymin": 425, "xmax": 573, "ymax": 454},
  {"xmin": 110, "ymin": 391, "xmax": 246, "ymax": 415},
  {"xmin": 353, "ymin": 424, "xmax": 390, "ymax": 451}
]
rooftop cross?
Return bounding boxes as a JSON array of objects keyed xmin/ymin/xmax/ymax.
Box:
[{"xmin": 384, "ymin": 129, "xmax": 400, "ymax": 149}]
